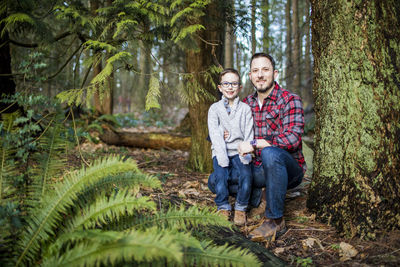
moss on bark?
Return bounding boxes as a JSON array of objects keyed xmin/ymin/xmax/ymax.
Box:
[{"xmin": 308, "ymin": 0, "xmax": 400, "ymax": 238}]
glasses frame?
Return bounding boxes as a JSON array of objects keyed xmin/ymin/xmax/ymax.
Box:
[{"xmin": 220, "ymin": 81, "xmax": 240, "ymax": 88}]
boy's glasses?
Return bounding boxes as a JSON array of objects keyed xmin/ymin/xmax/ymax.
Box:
[{"xmin": 220, "ymin": 81, "xmax": 240, "ymax": 88}]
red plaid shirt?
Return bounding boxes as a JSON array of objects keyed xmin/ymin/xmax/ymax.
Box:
[{"xmin": 243, "ymin": 82, "xmax": 306, "ymax": 173}]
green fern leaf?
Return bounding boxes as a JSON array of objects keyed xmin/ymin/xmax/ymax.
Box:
[
  {"xmin": 14, "ymin": 156, "xmax": 138, "ymax": 266},
  {"xmin": 42, "ymin": 229, "xmax": 184, "ymax": 266},
  {"xmin": 129, "ymin": 205, "xmax": 232, "ymax": 231},
  {"xmin": 145, "ymin": 75, "xmax": 161, "ymax": 111},
  {"xmin": 66, "ymin": 190, "xmax": 156, "ymax": 231},
  {"xmin": 185, "ymin": 241, "xmax": 262, "ymax": 267}
]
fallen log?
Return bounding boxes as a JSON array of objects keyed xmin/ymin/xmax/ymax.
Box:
[{"xmin": 99, "ymin": 128, "xmax": 191, "ymax": 150}]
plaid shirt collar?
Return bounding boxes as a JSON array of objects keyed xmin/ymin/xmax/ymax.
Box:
[{"xmin": 249, "ymin": 82, "xmax": 280, "ymax": 104}]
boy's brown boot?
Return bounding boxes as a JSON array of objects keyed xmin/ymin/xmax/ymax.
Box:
[
  {"xmin": 234, "ymin": 210, "xmax": 246, "ymax": 226},
  {"xmin": 217, "ymin": 209, "xmax": 230, "ymax": 220}
]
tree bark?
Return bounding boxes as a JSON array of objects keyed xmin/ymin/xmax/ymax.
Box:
[
  {"xmin": 292, "ymin": 0, "xmax": 301, "ymax": 96},
  {"xmin": 285, "ymin": 0, "xmax": 293, "ymax": 89},
  {"xmin": 185, "ymin": 2, "xmax": 224, "ymax": 172},
  {"xmin": 307, "ymin": 0, "xmax": 400, "ymax": 238},
  {"xmin": 251, "ymin": 0, "xmax": 257, "ymax": 55},
  {"xmin": 99, "ymin": 129, "xmax": 190, "ymax": 150},
  {"xmin": 303, "ymin": 0, "xmax": 313, "ymax": 107},
  {"xmin": 261, "ymin": 0, "xmax": 271, "ymax": 53},
  {"xmin": 223, "ymin": 0, "xmax": 234, "ymax": 68},
  {"xmin": 0, "ymin": 12, "xmax": 17, "ymax": 113}
]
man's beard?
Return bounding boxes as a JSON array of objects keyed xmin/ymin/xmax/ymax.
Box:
[{"xmin": 252, "ymin": 80, "xmax": 275, "ymax": 93}]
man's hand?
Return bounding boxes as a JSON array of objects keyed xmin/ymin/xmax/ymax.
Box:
[{"xmin": 238, "ymin": 141, "xmax": 254, "ymax": 156}]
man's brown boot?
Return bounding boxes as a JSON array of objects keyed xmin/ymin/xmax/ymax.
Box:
[
  {"xmin": 249, "ymin": 217, "xmax": 286, "ymax": 242},
  {"xmin": 233, "ymin": 210, "xmax": 246, "ymax": 226},
  {"xmin": 248, "ymin": 199, "xmax": 266, "ymax": 219}
]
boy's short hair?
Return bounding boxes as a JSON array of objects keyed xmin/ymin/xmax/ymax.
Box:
[{"xmin": 219, "ymin": 68, "xmax": 241, "ymax": 84}]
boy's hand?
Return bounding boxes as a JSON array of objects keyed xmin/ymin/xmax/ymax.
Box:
[
  {"xmin": 238, "ymin": 141, "xmax": 254, "ymax": 156},
  {"xmin": 224, "ymin": 130, "xmax": 229, "ymax": 140}
]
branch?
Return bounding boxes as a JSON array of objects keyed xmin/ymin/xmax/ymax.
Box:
[
  {"xmin": 47, "ymin": 43, "xmax": 83, "ymax": 80},
  {"xmin": 9, "ymin": 31, "xmax": 73, "ymax": 48}
]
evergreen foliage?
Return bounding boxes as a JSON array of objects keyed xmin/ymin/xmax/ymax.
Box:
[{"xmin": 0, "ymin": 99, "xmax": 261, "ymax": 266}]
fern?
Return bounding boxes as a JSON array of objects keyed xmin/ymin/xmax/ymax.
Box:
[
  {"xmin": 65, "ymin": 190, "xmax": 156, "ymax": 231},
  {"xmin": 184, "ymin": 241, "xmax": 262, "ymax": 267},
  {"xmin": 14, "ymin": 156, "xmax": 138, "ymax": 266},
  {"xmin": 0, "ymin": 113, "xmax": 19, "ymax": 200},
  {"xmin": 33, "ymin": 122, "xmax": 67, "ymax": 198},
  {"xmin": 1, "ymin": 13, "xmax": 35, "ymax": 36},
  {"xmin": 41, "ymin": 230, "xmax": 184, "ymax": 267},
  {"xmin": 145, "ymin": 75, "xmax": 161, "ymax": 111},
  {"xmin": 126, "ymin": 205, "xmax": 232, "ymax": 232}
]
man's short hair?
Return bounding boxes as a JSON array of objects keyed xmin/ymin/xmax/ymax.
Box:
[
  {"xmin": 219, "ymin": 68, "xmax": 241, "ymax": 84},
  {"xmin": 250, "ymin": 53, "xmax": 276, "ymax": 70}
]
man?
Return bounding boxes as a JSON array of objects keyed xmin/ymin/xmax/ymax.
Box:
[{"xmin": 239, "ymin": 52, "xmax": 306, "ymax": 241}]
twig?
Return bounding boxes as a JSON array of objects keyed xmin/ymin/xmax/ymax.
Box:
[{"xmin": 70, "ymin": 107, "xmax": 90, "ymax": 166}]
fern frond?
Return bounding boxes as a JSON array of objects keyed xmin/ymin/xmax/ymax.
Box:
[
  {"xmin": 14, "ymin": 156, "xmax": 138, "ymax": 266},
  {"xmin": 172, "ymin": 24, "xmax": 205, "ymax": 43},
  {"xmin": 1, "ymin": 13, "xmax": 35, "ymax": 36},
  {"xmin": 129, "ymin": 205, "xmax": 232, "ymax": 231},
  {"xmin": 42, "ymin": 229, "xmax": 184, "ymax": 267},
  {"xmin": 74, "ymin": 171, "xmax": 161, "ymax": 208},
  {"xmin": 0, "ymin": 113, "xmax": 19, "ymax": 200},
  {"xmin": 113, "ymin": 19, "xmax": 138, "ymax": 39},
  {"xmin": 33, "ymin": 122, "xmax": 67, "ymax": 198},
  {"xmin": 66, "ymin": 190, "xmax": 156, "ymax": 231},
  {"xmin": 84, "ymin": 40, "xmax": 117, "ymax": 54},
  {"xmin": 184, "ymin": 241, "xmax": 262, "ymax": 267},
  {"xmin": 145, "ymin": 75, "xmax": 161, "ymax": 111},
  {"xmin": 56, "ymin": 88, "xmax": 86, "ymax": 106}
]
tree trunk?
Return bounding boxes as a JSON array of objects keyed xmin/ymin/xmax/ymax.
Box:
[
  {"xmin": 285, "ymin": 0, "xmax": 292, "ymax": 89},
  {"xmin": 251, "ymin": 0, "xmax": 257, "ymax": 55},
  {"xmin": 0, "ymin": 12, "xmax": 17, "ymax": 113},
  {"xmin": 223, "ymin": 0, "xmax": 234, "ymax": 68},
  {"xmin": 292, "ymin": 0, "xmax": 301, "ymax": 95},
  {"xmin": 303, "ymin": 0, "xmax": 313, "ymax": 107},
  {"xmin": 185, "ymin": 2, "xmax": 224, "ymax": 172},
  {"xmin": 307, "ymin": 0, "xmax": 400, "ymax": 238},
  {"xmin": 261, "ymin": 0, "xmax": 271, "ymax": 53},
  {"xmin": 137, "ymin": 38, "xmax": 151, "ymax": 110},
  {"xmin": 99, "ymin": 129, "xmax": 190, "ymax": 150}
]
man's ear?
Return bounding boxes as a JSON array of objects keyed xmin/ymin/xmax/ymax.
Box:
[{"xmin": 273, "ymin": 70, "xmax": 279, "ymax": 80}]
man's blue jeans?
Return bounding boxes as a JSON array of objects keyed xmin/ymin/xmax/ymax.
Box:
[
  {"xmin": 252, "ymin": 146, "xmax": 304, "ymax": 219},
  {"xmin": 208, "ymin": 155, "xmax": 252, "ymax": 211}
]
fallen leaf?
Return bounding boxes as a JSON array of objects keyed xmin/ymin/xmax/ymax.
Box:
[{"xmin": 339, "ymin": 242, "xmax": 358, "ymax": 261}]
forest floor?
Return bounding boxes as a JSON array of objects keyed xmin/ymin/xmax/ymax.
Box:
[{"xmin": 75, "ymin": 140, "xmax": 400, "ymax": 267}]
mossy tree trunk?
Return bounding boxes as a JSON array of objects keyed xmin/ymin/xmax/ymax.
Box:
[
  {"xmin": 185, "ymin": 2, "xmax": 224, "ymax": 172},
  {"xmin": 307, "ymin": 0, "xmax": 400, "ymax": 238}
]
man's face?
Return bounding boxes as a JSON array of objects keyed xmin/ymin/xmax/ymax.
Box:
[
  {"xmin": 218, "ymin": 72, "xmax": 242, "ymax": 101},
  {"xmin": 249, "ymin": 56, "xmax": 278, "ymax": 93}
]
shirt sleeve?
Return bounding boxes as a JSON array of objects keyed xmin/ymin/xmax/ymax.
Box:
[
  {"xmin": 208, "ymin": 105, "xmax": 229, "ymax": 167},
  {"xmin": 270, "ymin": 95, "xmax": 304, "ymax": 152}
]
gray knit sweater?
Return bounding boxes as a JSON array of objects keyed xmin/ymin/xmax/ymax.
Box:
[{"xmin": 208, "ymin": 96, "xmax": 254, "ymax": 167}]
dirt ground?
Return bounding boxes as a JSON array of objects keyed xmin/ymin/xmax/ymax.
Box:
[{"xmin": 77, "ymin": 143, "xmax": 400, "ymax": 267}]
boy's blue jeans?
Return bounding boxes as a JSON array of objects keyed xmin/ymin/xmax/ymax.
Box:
[
  {"xmin": 208, "ymin": 155, "xmax": 252, "ymax": 211},
  {"xmin": 251, "ymin": 146, "xmax": 304, "ymax": 219}
]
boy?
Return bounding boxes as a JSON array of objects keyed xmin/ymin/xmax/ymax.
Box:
[{"xmin": 207, "ymin": 68, "xmax": 254, "ymax": 226}]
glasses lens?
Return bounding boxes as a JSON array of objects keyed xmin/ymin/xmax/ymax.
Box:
[{"xmin": 221, "ymin": 82, "xmax": 239, "ymax": 88}]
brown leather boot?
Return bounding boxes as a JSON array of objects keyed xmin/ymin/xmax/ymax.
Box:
[
  {"xmin": 217, "ymin": 209, "xmax": 230, "ymax": 220},
  {"xmin": 249, "ymin": 217, "xmax": 286, "ymax": 242},
  {"xmin": 233, "ymin": 210, "xmax": 246, "ymax": 226},
  {"xmin": 248, "ymin": 198, "xmax": 266, "ymax": 219}
]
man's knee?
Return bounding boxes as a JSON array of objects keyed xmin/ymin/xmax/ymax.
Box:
[{"xmin": 260, "ymin": 146, "xmax": 284, "ymax": 167}]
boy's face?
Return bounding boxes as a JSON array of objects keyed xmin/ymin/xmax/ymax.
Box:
[{"xmin": 218, "ymin": 72, "xmax": 242, "ymax": 101}]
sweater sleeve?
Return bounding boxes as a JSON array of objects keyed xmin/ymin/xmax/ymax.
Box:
[
  {"xmin": 239, "ymin": 104, "xmax": 254, "ymax": 165},
  {"xmin": 208, "ymin": 104, "xmax": 229, "ymax": 167}
]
